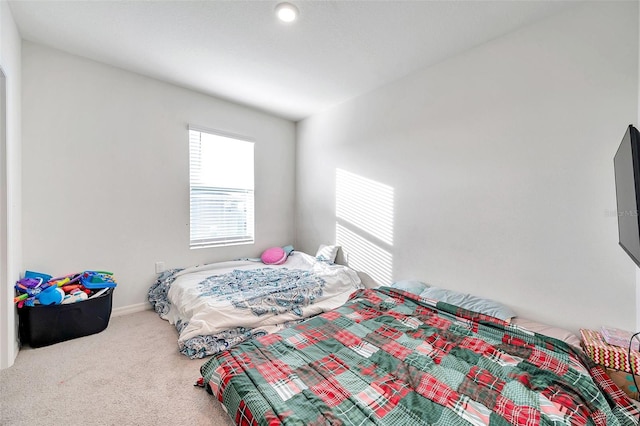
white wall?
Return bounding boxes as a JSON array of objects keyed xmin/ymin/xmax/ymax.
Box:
[
  {"xmin": 0, "ymin": 0, "xmax": 22, "ymax": 369},
  {"xmin": 21, "ymin": 42, "xmax": 296, "ymax": 312},
  {"xmin": 296, "ymin": 2, "xmax": 639, "ymax": 333}
]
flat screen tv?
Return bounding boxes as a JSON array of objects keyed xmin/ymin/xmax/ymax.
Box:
[{"xmin": 614, "ymin": 124, "xmax": 640, "ymax": 268}]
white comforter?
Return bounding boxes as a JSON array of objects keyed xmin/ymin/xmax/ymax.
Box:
[{"xmin": 149, "ymin": 251, "xmax": 363, "ymax": 358}]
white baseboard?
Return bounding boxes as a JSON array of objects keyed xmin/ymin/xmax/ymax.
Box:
[{"xmin": 111, "ymin": 302, "xmax": 152, "ymax": 317}]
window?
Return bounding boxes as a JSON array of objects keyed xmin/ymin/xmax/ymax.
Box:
[{"xmin": 189, "ymin": 127, "xmax": 254, "ymax": 248}]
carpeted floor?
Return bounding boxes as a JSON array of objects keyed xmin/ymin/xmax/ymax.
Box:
[{"xmin": 0, "ymin": 309, "xmax": 235, "ymax": 426}]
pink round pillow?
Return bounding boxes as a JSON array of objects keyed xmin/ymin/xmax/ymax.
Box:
[{"xmin": 261, "ymin": 247, "xmax": 287, "ymax": 265}]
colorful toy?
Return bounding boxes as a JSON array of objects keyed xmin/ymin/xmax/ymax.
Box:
[
  {"xmin": 24, "ymin": 270, "xmax": 52, "ymax": 283},
  {"xmin": 15, "ymin": 277, "xmax": 44, "ymax": 292},
  {"xmin": 80, "ymin": 271, "xmax": 117, "ymax": 289},
  {"xmin": 13, "ymin": 293, "xmax": 29, "ymax": 304},
  {"xmin": 60, "ymin": 284, "xmax": 89, "ymax": 294},
  {"xmin": 14, "ymin": 277, "xmax": 53, "ymax": 305},
  {"xmin": 37, "ymin": 286, "xmax": 65, "ymax": 305},
  {"xmin": 62, "ymin": 289, "xmax": 88, "ymax": 304},
  {"xmin": 51, "ymin": 277, "xmax": 71, "ymax": 287}
]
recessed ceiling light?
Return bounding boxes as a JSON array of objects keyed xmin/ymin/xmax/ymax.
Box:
[{"xmin": 275, "ymin": 2, "xmax": 299, "ymax": 23}]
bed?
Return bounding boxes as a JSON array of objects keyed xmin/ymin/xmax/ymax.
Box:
[
  {"xmin": 200, "ymin": 286, "xmax": 640, "ymax": 425},
  {"xmin": 148, "ymin": 251, "xmax": 363, "ymax": 358}
]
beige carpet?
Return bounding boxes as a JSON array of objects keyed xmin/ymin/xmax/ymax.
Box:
[{"xmin": 0, "ymin": 309, "xmax": 235, "ymax": 426}]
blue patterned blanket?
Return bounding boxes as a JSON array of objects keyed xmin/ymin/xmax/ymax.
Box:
[{"xmin": 197, "ymin": 268, "xmax": 326, "ymax": 316}]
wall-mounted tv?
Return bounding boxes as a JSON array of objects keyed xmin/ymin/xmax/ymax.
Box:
[{"xmin": 614, "ymin": 124, "xmax": 640, "ymax": 268}]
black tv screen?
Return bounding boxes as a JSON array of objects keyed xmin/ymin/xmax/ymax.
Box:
[{"xmin": 614, "ymin": 124, "xmax": 640, "ymax": 268}]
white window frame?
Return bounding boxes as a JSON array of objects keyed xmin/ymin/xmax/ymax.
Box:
[{"xmin": 189, "ymin": 126, "xmax": 255, "ymax": 249}]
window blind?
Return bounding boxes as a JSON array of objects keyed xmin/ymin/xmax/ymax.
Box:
[{"xmin": 189, "ymin": 128, "xmax": 254, "ymax": 248}]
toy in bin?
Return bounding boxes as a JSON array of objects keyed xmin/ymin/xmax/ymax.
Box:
[
  {"xmin": 14, "ymin": 270, "xmax": 117, "ymax": 307},
  {"xmin": 13, "ymin": 275, "xmax": 64, "ymax": 306},
  {"xmin": 80, "ymin": 271, "xmax": 117, "ymax": 289}
]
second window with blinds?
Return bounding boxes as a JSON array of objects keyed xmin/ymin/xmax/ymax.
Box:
[{"xmin": 189, "ymin": 127, "xmax": 255, "ymax": 249}]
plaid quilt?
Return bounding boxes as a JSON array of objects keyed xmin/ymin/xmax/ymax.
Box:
[{"xmin": 200, "ymin": 287, "xmax": 640, "ymax": 425}]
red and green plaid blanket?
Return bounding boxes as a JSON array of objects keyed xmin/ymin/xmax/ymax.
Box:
[{"xmin": 201, "ymin": 287, "xmax": 640, "ymax": 425}]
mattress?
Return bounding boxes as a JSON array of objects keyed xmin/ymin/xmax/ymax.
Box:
[{"xmin": 149, "ymin": 251, "xmax": 363, "ymax": 358}]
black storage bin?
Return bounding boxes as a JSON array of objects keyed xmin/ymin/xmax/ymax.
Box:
[{"xmin": 18, "ymin": 288, "xmax": 113, "ymax": 348}]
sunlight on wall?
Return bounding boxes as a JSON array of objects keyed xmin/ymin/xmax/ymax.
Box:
[
  {"xmin": 336, "ymin": 224, "xmax": 393, "ymax": 285},
  {"xmin": 336, "ymin": 169, "xmax": 393, "ymax": 245},
  {"xmin": 335, "ymin": 169, "xmax": 394, "ymax": 285}
]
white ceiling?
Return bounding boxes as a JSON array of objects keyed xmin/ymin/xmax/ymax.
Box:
[{"xmin": 8, "ymin": 0, "xmax": 580, "ymax": 121}]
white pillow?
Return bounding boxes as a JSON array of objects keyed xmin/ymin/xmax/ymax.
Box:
[
  {"xmin": 510, "ymin": 317, "xmax": 582, "ymax": 349},
  {"xmin": 420, "ymin": 286, "xmax": 516, "ymax": 322},
  {"xmin": 315, "ymin": 244, "xmax": 339, "ymax": 263},
  {"xmin": 390, "ymin": 280, "xmax": 429, "ymax": 295}
]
